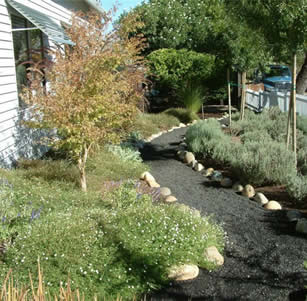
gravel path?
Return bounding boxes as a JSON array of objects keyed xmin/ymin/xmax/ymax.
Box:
[{"xmin": 141, "ymin": 127, "xmax": 307, "ymax": 301}]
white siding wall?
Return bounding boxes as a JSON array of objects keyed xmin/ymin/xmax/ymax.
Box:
[
  {"xmin": 0, "ymin": 0, "xmax": 89, "ymax": 167},
  {"xmin": 0, "ymin": 0, "xmax": 18, "ymax": 167}
]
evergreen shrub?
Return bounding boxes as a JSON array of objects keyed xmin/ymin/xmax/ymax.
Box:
[
  {"xmin": 230, "ymin": 140, "xmax": 296, "ymax": 186},
  {"xmin": 185, "ymin": 119, "xmax": 225, "ymax": 155},
  {"xmin": 286, "ymin": 174, "xmax": 307, "ymax": 202},
  {"xmin": 297, "ymin": 115, "xmax": 307, "ymax": 135}
]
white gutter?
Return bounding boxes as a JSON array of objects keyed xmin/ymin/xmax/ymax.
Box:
[{"xmin": 84, "ymin": 0, "xmax": 105, "ymax": 13}]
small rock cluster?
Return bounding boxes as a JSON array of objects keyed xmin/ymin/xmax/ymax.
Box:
[{"xmin": 176, "ymin": 135, "xmax": 283, "ymax": 211}]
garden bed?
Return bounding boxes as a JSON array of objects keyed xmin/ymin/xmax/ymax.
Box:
[{"xmin": 141, "ymin": 126, "xmax": 307, "ymax": 301}]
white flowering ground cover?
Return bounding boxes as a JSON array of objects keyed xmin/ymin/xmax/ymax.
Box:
[{"xmin": 0, "ymin": 149, "xmax": 224, "ymax": 300}]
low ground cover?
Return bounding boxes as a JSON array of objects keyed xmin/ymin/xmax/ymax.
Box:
[
  {"xmin": 0, "ymin": 113, "xmax": 224, "ymax": 300},
  {"xmin": 186, "ymin": 108, "xmax": 307, "ymax": 207}
]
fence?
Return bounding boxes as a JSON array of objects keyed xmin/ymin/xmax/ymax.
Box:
[{"xmin": 246, "ymin": 89, "xmax": 307, "ymax": 116}]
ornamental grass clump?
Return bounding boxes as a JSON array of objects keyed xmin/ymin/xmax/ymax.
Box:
[
  {"xmin": 163, "ymin": 108, "xmax": 199, "ymax": 124},
  {"xmin": 179, "ymin": 82, "xmax": 205, "ymax": 115}
]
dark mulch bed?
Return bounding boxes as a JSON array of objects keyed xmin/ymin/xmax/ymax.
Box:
[{"xmin": 140, "ymin": 126, "xmax": 307, "ymax": 301}]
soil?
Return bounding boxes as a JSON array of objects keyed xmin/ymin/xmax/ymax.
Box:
[{"xmin": 140, "ymin": 126, "xmax": 307, "ymax": 301}]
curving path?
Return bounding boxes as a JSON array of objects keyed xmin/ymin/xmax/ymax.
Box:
[{"xmin": 140, "ymin": 127, "xmax": 307, "ymax": 301}]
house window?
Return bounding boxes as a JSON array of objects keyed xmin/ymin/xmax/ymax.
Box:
[{"xmin": 11, "ymin": 15, "xmax": 44, "ymax": 105}]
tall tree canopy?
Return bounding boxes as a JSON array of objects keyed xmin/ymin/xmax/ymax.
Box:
[{"xmin": 225, "ymin": 0, "xmax": 307, "ymax": 92}]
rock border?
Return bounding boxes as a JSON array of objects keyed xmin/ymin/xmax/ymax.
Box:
[
  {"xmin": 172, "ymin": 116, "xmax": 306, "ymax": 236},
  {"xmin": 139, "ymin": 120, "xmax": 227, "ymax": 281}
]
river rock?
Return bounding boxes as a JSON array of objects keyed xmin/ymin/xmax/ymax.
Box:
[
  {"xmin": 254, "ymin": 192, "xmax": 269, "ymax": 205},
  {"xmin": 264, "ymin": 200, "xmax": 282, "ymax": 210},
  {"xmin": 179, "ymin": 123, "xmax": 186, "ymax": 128},
  {"xmin": 232, "ymin": 182, "xmax": 244, "ymax": 192},
  {"xmin": 184, "ymin": 152, "xmax": 195, "ymax": 164},
  {"xmin": 194, "ymin": 162, "xmax": 204, "ymax": 172},
  {"xmin": 211, "ymin": 171, "xmax": 223, "ymax": 182},
  {"xmin": 286, "ymin": 210, "xmax": 302, "ymax": 222},
  {"xmin": 220, "ymin": 177, "xmax": 232, "ymax": 188},
  {"xmin": 296, "ymin": 219, "xmax": 307, "ymax": 235},
  {"xmin": 188, "ymin": 159, "xmax": 197, "ymax": 168},
  {"xmin": 179, "ymin": 142, "xmax": 187, "ymax": 150},
  {"xmin": 204, "ymin": 246, "xmax": 224, "ymax": 266},
  {"xmin": 147, "ymin": 180, "xmax": 160, "ymax": 188},
  {"xmin": 160, "ymin": 187, "xmax": 172, "ymax": 198},
  {"xmin": 141, "ymin": 172, "xmax": 155, "ymax": 182},
  {"xmin": 168, "ymin": 264, "xmax": 199, "ymax": 281},
  {"xmin": 164, "ymin": 195, "xmax": 177, "ymax": 203},
  {"xmin": 242, "ymin": 184, "xmax": 255, "ymax": 198},
  {"xmin": 203, "ymin": 168, "xmax": 214, "ymax": 177},
  {"xmin": 177, "ymin": 150, "xmax": 187, "ymax": 161}
]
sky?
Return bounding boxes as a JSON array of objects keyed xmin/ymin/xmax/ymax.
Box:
[{"xmin": 102, "ymin": 0, "xmax": 144, "ymax": 19}]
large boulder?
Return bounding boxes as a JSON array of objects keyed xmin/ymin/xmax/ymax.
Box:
[{"xmin": 168, "ymin": 264, "xmax": 199, "ymax": 281}]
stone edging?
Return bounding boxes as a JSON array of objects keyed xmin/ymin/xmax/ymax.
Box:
[{"xmin": 139, "ymin": 118, "xmax": 227, "ymax": 281}]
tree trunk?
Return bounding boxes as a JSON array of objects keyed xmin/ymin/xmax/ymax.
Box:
[
  {"xmin": 227, "ymin": 68, "xmax": 232, "ymax": 126},
  {"xmin": 292, "ymin": 53, "xmax": 297, "ymax": 165},
  {"xmin": 77, "ymin": 145, "xmax": 90, "ymax": 192},
  {"xmin": 79, "ymin": 165, "xmax": 87, "ymax": 192},
  {"xmin": 296, "ymin": 52, "xmax": 307, "ymax": 95},
  {"xmin": 240, "ymin": 71, "xmax": 247, "ymax": 120}
]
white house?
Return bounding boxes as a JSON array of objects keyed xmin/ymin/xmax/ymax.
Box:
[{"xmin": 0, "ymin": 0, "xmax": 103, "ymax": 167}]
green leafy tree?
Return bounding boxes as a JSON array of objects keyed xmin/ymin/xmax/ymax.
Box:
[
  {"xmin": 147, "ymin": 48, "xmax": 215, "ymax": 90},
  {"xmin": 130, "ymin": 0, "xmax": 271, "ymax": 111},
  {"xmin": 147, "ymin": 48, "xmax": 215, "ymax": 111},
  {"xmin": 21, "ymin": 11, "xmax": 146, "ymax": 191},
  {"xmin": 226, "ymin": 0, "xmax": 307, "ymax": 92},
  {"xmin": 132, "ymin": 0, "xmax": 225, "ymax": 54}
]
